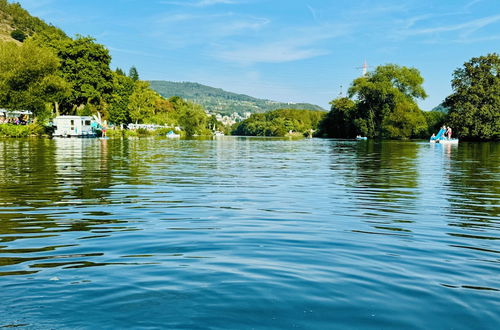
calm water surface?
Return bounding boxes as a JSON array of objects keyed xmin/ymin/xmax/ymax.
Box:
[{"xmin": 0, "ymin": 137, "xmax": 498, "ymax": 329}]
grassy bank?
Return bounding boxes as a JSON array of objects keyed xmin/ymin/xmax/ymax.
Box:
[
  {"xmin": 0, "ymin": 123, "xmax": 47, "ymax": 137},
  {"xmin": 106, "ymin": 128, "xmax": 183, "ymax": 138}
]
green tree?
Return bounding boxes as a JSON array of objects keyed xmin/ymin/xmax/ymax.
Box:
[
  {"xmin": 39, "ymin": 74, "xmax": 72, "ymax": 116},
  {"xmin": 30, "ymin": 28, "xmax": 69, "ymax": 50},
  {"xmin": 382, "ymin": 99, "xmax": 427, "ymax": 139},
  {"xmin": 422, "ymin": 110, "xmax": 446, "ymax": 137},
  {"xmin": 51, "ymin": 36, "xmax": 114, "ymax": 113},
  {"xmin": 0, "ymin": 41, "xmax": 70, "ymax": 117},
  {"xmin": 318, "ymin": 97, "xmax": 357, "ymax": 137},
  {"xmin": 207, "ymin": 114, "xmax": 224, "ymax": 132},
  {"xmin": 179, "ymin": 103, "xmax": 209, "ymax": 136},
  {"xmin": 347, "ymin": 64, "xmax": 428, "ymax": 139},
  {"xmin": 115, "ymin": 68, "xmax": 126, "ymax": 76},
  {"xmin": 232, "ymin": 109, "xmax": 326, "ymax": 137},
  {"xmin": 109, "ymin": 72, "xmax": 134, "ymax": 124},
  {"xmin": 444, "ymin": 53, "xmax": 499, "ymax": 140},
  {"xmin": 128, "ymin": 81, "xmax": 158, "ymax": 123},
  {"xmin": 151, "ymin": 97, "xmax": 175, "ymax": 125},
  {"xmin": 129, "ymin": 66, "xmax": 139, "ymax": 81}
]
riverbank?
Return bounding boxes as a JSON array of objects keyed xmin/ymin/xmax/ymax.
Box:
[{"xmin": 0, "ymin": 123, "xmax": 47, "ymax": 137}]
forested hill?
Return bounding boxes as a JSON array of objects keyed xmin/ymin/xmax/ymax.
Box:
[
  {"xmin": 149, "ymin": 81, "xmax": 325, "ymax": 116},
  {"xmin": 0, "ymin": 0, "xmax": 66, "ymax": 42}
]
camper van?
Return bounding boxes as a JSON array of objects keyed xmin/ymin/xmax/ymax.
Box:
[{"xmin": 53, "ymin": 116, "xmax": 97, "ymax": 137}]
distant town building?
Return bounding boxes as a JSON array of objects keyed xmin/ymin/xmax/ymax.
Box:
[{"xmin": 209, "ymin": 111, "xmax": 251, "ymax": 126}]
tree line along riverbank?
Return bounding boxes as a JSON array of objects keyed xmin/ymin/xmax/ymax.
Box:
[{"xmin": 0, "ymin": 1, "xmax": 498, "ymax": 140}]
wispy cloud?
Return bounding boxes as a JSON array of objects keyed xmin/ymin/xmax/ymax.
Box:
[
  {"xmin": 215, "ymin": 41, "xmax": 328, "ymax": 65},
  {"xmin": 465, "ymin": 0, "xmax": 483, "ymax": 10},
  {"xmin": 398, "ymin": 14, "xmax": 434, "ymax": 29},
  {"xmin": 212, "ymin": 25, "xmax": 348, "ymax": 65},
  {"xmin": 307, "ymin": 5, "xmax": 320, "ymax": 23},
  {"xmin": 402, "ymin": 14, "xmax": 500, "ymax": 38},
  {"xmin": 214, "ymin": 16, "xmax": 270, "ymax": 35},
  {"xmin": 152, "ymin": 11, "xmax": 270, "ymax": 49}
]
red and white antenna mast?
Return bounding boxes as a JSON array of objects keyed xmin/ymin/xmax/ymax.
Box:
[{"xmin": 356, "ymin": 60, "xmax": 371, "ymax": 77}]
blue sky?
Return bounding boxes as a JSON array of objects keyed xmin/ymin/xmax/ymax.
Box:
[{"xmin": 16, "ymin": 0, "xmax": 500, "ymax": 110}]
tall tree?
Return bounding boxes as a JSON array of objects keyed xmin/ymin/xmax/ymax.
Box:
[
  {"xmin": 318, "ymin": 97, "xmax": 357, "ymax": 137},
  {"xmin": 108, "ymin": 72, "xmax": 134, "ymax": 124},
  {"xmin": 129, "ymin": 66, "xmax": 139, "ymax": 81},
  {"xmin": 115, "ymin": 68, "xmax": 126, "ymax": 76},
  {"xmin": 0, "ymin": 40, "xmax": 70, "ymax": 117},
  {"xmin": 179, "ymin": 103, "xmax": 209, "ymax": 136},
  {"xmin": 444, "ymin": 53, "xmax": 499, "ymax": 140},
  {"xmin": 347, "ymin": 64, "xmax": 427, "ymax": 138},
  {"xmin": 128, "ymin": 81, "xmax": 157, "ymax": 123},
  {"xmin": 52, "ymin": 36, "xmax": 114, "ymax": 113}
]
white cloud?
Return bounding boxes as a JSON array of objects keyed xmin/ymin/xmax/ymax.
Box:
[
  {"xmin": 151, "ymin": 11, "xmax": 271, "ymax": 49},
  {"xmin": 215, "ymin": 41, "xmax": 329, "ymax": 65},
  {"xmin": 214, "ymin": 16, "xmax": 270, "ymax": 35}
]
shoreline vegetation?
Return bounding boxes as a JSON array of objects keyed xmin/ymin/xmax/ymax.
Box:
[{"xmin": 0, "ymin": 1, "xmax": 498, "ymax": 141}]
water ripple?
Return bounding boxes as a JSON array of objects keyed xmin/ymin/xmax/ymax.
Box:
[{"xmin": 0, "ymin": 138, "xmax": 498, "ymax": 329}]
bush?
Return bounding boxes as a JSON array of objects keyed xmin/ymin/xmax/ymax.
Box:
[
  {"xmin": 27, "ymin": 123, "xmax": 46, "ymax": 136},
  {"xmin": 105, "ymin": 128, "xmax": 185, "ymax": 138},
  {"xmin": 106, "ymin": 129, "xmax": 124, "ymax": 138},
  {"xmin": 135, "ymin": 128, "xmax": 152, "ymax": 136},
  {"xmin": 0, "ymin": 124, "xmax": 28, "ymax": 137},
  {"xmin": 0, "ymin": 123, "xmax": 47, "ymax": 137},
  {"xmin": 10, "ymin": 29, "xmax": 27, "ymax": 42}
]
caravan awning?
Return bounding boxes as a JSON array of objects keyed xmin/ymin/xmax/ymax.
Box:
[{"xmin": 0, "ymin": 109, "xmax": 33, "ymax": 117}]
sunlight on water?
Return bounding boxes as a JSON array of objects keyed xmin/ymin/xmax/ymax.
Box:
[{"xmin": 0, "ymin": 137, "xmax": 498, "ymax": 329}]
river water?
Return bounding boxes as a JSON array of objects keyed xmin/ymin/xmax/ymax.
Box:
[{"xmin": 0, "ymin": 137, "xmax": 498, "ymax": 329}]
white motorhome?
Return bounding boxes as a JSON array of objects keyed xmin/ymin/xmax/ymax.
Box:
[{"xmin": 53, "ymin": 116, "xmax": 97, "ymax": 137}]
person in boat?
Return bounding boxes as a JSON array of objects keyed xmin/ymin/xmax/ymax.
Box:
[
  {"xmin": 446, "ymin": 126, "xmax": 452, "ymax": 139},
  {"xmin": 430, "ymin": 133, "xmax": 436, "ymax": 140}
]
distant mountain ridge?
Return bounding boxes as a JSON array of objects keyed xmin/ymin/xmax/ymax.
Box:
[
  {"xmin": 149, "ymin": 81, "xmax": 325, "ymax": 116},
  {"xmin": 432, "ymin": 103, "xmax": 449, "ymax": 113}
]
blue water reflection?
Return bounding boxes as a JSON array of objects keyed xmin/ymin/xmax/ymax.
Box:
[{"xmin": 0, "ymin": 137, "xmax": 498, "ymax": 329}]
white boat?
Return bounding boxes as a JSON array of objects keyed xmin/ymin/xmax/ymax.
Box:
[
  {"xmin": 356, "ymin": 136, "xmax": 367, "ymax": 140},
  {"xmin": 166, "ymin": 130, "xmax": 180, "ymax": 138},
  {"xmin": 430, "ymin": 127, "xmax": 458, "ymax": 144},
  {"xmin": 53, "ymin": 116, "xmax": 98, "ymax": 138},
  {"xmin": 430, "ymin": 138, "xmax": 459, "ymax": 144},
  {"xmin": 214, "ymin": 131, "xmax": 225, "ymax": 137}
]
